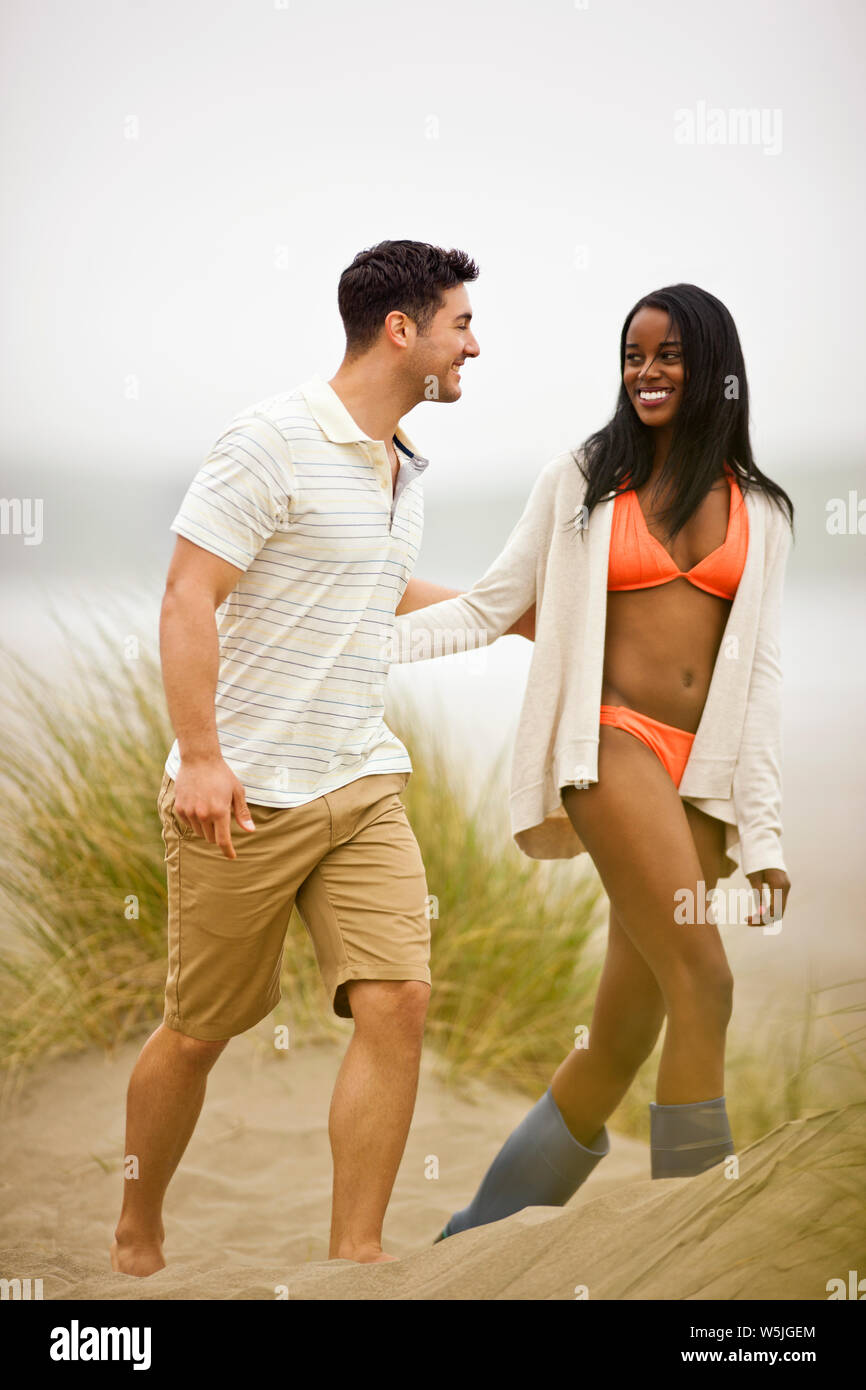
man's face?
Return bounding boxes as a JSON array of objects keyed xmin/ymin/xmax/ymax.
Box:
[{"xmin": 410, "ymin": 282, "xmax": 480, "ymax": 402}]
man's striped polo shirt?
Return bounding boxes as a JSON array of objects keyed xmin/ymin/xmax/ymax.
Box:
[{"xmin": 163, "ymin": 374, "xmax": 429, "ymax": 806}]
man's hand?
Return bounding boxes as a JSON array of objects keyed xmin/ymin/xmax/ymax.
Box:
[
  {"xmin": 745, "ymin": 867, "xmax": 791, "ymax": 928},
  {"xmin": 173, "ymin": 757, "xmax": 256, "ymax": 861}
]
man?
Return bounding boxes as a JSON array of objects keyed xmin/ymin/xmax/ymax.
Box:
[{"xmin": 111, "ymin": 240, "xmax": 481, "ymax": 1275}]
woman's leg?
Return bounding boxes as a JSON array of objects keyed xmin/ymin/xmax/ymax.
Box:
[
  {"xmin": 437, "ymin": 725, "xmax": 732, "ymax": 1236},
  {"xmin": 552, "ymin": 745, "xmax": 729, "ymax": 1143},
  {"xmin": 549, "ymin": 905, "xmax": 665, "ymax": 1146},
  {"xmin": 561, "ymin": 724, "xmax": 732, "ymax": 1104}
]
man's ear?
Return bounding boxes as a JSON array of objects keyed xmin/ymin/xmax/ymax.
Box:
[{"xmin": 384, "ymin": 310, "xmax": 412, "ymax": 349}]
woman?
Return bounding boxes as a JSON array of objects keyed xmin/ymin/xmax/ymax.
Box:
[{"xmin": 393, "ymin": 283, "xmax": 794, "ymax": 1239}]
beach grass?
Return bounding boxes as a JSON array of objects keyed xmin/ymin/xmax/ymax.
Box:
[
  {"xmin": 0, "ymin": 604, "xmax": 863, "ymax": 1145},
  {"xmin": 0, "ymin": 606, "xmax": 603, "ymax": 1101}
]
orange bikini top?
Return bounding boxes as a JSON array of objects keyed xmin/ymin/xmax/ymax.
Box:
[{"xmin": 607, "ymin": 462, "xmax": 748, "ymax": 600}]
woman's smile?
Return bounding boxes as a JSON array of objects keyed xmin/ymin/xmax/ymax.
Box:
[{"xmin": 636, "ymin": 386, "xmax": 675, "ymax": 408}]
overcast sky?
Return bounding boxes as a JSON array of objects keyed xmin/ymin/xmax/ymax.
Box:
[{"xmin": 2, "ymin": 0, "xmax": 863, "ymax": 500}]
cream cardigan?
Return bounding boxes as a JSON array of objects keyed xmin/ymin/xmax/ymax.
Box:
[{"xmin": 392, "ymin": 449, "xmax": 791, "ymax": 879}]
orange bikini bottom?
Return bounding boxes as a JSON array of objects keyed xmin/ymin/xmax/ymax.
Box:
[{"xmin": 599, "ymin": 705, "xmax": 695, "ymax": 789}]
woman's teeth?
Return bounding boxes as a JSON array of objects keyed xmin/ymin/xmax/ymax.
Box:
[{"xmin": 638, "ymin": 389, "xmax": 673, "ymax": 401}]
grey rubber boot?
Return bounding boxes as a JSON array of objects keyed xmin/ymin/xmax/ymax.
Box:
[
  {"xmin": 649, "ymin": 1095, "xmax": 735, "ymax": 1178},
  {"xmin": 438, "ymin": 1087, "xmax": 610, "ymax": 1240}
]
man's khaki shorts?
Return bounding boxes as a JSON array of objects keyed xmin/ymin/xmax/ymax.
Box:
[{"xmin": 157, "ymin": 769, "xmax": 431, "ymax": 1040}]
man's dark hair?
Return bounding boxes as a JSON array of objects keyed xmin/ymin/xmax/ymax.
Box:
[{"xmin": 337, "ymin": 240, "xmax": 479, "ymax": 356}]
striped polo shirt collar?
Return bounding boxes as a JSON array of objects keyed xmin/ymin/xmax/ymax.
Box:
[{"xmin": 300, "ymin": 373, "xmax": 430, "ymax": 470}]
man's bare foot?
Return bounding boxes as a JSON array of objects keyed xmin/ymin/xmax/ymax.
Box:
[
  {"xmin": 333, "ymin": 1241, "xmax": 398, "ymax": 1264},
  {"xmin": 111, "ymin": 1230, "xmax": 166, "ymax": 1277}
]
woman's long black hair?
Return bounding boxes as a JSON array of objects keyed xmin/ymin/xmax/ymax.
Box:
[{"xmin": 574, "ymin": 283, "xmax": 794, "ymax": 540}]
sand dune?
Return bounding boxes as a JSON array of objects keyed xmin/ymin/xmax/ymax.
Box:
[{"xmin": 1, "ymin": 1027, "xmax": 862, "ymax": 1301}]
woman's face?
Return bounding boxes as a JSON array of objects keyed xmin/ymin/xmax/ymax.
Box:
[{"xmin": 622, "ymin": 306, "xmax": 685, "ymax": 431}]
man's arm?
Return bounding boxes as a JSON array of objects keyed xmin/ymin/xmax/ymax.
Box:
[
  {"xmin": 160, "ymin": 535, "xmax": 256, "ymax": 859},
  {"xmin": 396, "ymin": 577, "xmax": 461, "ymax": 614}
]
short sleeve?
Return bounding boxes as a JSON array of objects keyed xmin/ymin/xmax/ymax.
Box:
[{"xmin": 170, "ymin": 411, "xmax": 295, "ymax": 571}]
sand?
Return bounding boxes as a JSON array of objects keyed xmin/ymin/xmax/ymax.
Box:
[{"xmin": 1, "ymin": 1026, "xmax": 863, "ymax": 1301}]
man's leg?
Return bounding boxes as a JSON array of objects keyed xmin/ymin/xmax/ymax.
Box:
[
  {"xmin": 294, "ymin": 771, "xmax": 432, "ymax": 1261},
  {"xmin": 111, "ymin": 1024, "xmax": 228, "ymax": 1276},
  {"xmin": 120, "ymin": 776, "xmax": 320, "ymax": 1275},
  {"xmin": 328, "ymin": 979, "xmax": 430, "ymax": 1262}
]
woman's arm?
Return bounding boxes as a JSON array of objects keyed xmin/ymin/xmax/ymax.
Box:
[
  {"xmin": 391, "ymin": 463, "xmax": 553, "ymax": 663},
  {"xmin": 731, "ymin": 512, "xmax": 792, "ymax": 881},
  {"xmin": 397, "ymin": 578, "xmax": 535, "ymax": 638}
]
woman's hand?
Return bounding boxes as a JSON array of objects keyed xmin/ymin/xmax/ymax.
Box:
[{"xmin": 746, "ymin": 868, "xmax": 791, "ymax": 928}]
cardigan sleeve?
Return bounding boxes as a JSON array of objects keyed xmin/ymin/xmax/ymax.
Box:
[
  {"xmin": 732, "ymin": 510, "xmax": 792, "ymax": 877},
  {"xmin": 391, "ymin": 460, "xmax": 555, "ymax": 663}
]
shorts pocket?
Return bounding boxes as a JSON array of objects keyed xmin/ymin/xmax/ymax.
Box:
[{"xmin": 162, "ymin": 777, "xmax": 195, "ymax": 839}]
